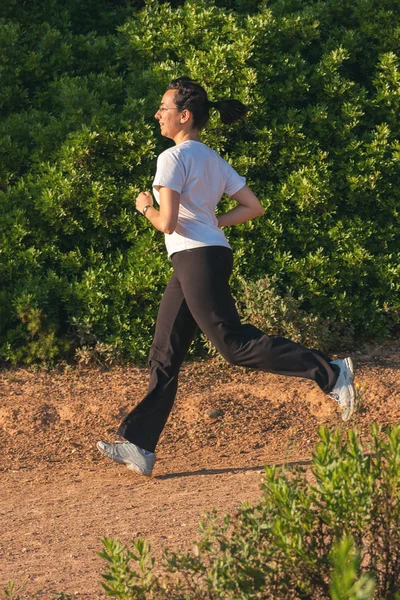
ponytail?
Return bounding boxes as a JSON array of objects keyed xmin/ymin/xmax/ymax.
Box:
[{"xmin": 208, "ymin": 99, "xmax": 249, "ymax": 124}]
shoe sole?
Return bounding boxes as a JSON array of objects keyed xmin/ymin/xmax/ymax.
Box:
[
  {"xmin": 96, "ymin": 442, "xmax": 152, "ymax": 476},
  {"xmin": 126, "ymin": 463, "xmax": 152, "ymax": 476},
  {"xmin": 342, "ymin": 357, "xmax": 355, "ymax": 422}
]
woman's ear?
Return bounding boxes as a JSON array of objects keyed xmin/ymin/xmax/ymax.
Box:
[{"xmin": 180, "ymin": 109, "xmax": 191, "ymax": 124}]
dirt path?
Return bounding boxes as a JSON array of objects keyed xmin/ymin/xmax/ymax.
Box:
[{"xmin": 1, "ymin": 342, "xmax": 399, "ymax": 598}]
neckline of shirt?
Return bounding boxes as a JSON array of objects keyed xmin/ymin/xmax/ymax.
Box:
[{"xmin": 175, "ymin": 140, "xmax": 205, "ymax": 147}]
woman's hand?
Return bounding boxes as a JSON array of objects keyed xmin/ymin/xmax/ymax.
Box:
[
  {"xmin": 135, "ymin": 191, "xmax": 153, "ymax": 214},
  {"xmin": 135, "ymin": 187, "xmax": 180, "ymax": 234}
]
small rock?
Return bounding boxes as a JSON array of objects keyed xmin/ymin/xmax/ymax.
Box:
[{"xmin": 205, "ymin": 409, "xmax": 224, "ymax": 419}]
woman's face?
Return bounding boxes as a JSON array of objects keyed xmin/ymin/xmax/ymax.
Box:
[{"xmin": 154, "ymin": 89, "xmax": 188, "ymax": 139}]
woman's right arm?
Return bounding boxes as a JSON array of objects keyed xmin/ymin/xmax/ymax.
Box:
[
  {"xmin": 217, "ymin": 185, "xmax": 264, "ymax": 228},
  {"xmin": 136, "ymin": 187, "xmax": 180, "ymax": 234}
]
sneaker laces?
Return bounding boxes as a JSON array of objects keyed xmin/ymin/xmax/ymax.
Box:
[
  {"xmin": 329, "ymin": 391, "xmax": 340, "ymax": 404},
  {"xmin": 114, "ymin": 440, "xmax": 154, "ymax": 456}
]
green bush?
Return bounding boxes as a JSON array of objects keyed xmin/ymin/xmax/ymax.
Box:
[
  {"xmin": 0, "ymin": 0, "xmax": 399, "ymax": 364},
  {"xmin": 202, "ymin": 272, "xmax": 353, "ymax": 360},
  {"xmin": 99, "ymin": 425, "xmax": 400, "ymax": 599}
]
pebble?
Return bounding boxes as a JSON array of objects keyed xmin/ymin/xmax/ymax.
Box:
[{"xmin": 205, "ymin": 409, "xmax": 224, "ymax": 419}]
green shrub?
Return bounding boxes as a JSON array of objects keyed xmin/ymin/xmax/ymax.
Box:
[
  {"xmin": 1, "ymin": 0, "xmax": 399, "ymax": 364},
  {"xmin": 203, "ymin": 272, "xmax": 353, "ymax": 360},
  {"xmin": 99, "ymin": 425, "xmax": 400, "ymax": 599},
  {"xmin": 329, "ymin": 537, "xmax": 376, "ymax": 600}
]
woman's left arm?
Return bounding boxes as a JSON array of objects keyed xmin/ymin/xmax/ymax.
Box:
[
  {"xmin": 217, "ymin": 185, "xmax": 264, "ymax": 228},
  {"xmin": 135, "ymin": 187, "xmax": 180, "ymax": 234}
]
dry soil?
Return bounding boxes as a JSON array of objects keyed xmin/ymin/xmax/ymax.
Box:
[{"xmin": 1, "ymin": 340, "xmax": 399, "ymax": 598}]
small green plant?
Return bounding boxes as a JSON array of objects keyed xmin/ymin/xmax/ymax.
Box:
[
  {"xmin": 1, "ymin": 581, "xmax": 73, "ymax": 600},
  {"xmin": 99, "ymin": 537, "xmax": 155, "ymax": 598},
  {"xmin": 2, "ymin": 580, "xmax": 24, "ymax": 600},
  {"xmin": 99, "ymin": 424, "xmax": 400, "ymax": 599},
  {"xmin": 329, "ymin": 537, "xmax": 375, "ymax": 600}
]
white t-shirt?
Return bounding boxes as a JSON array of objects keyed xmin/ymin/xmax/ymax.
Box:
[{"xmin": 152, "ymin": 140, "xmax": 246, "ymax": 257}]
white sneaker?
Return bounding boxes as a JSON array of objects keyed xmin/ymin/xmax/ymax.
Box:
[
  {"xmin": 97, "ymin": 440, "xmax": 156, "ymax": 476},
  {"xmin": 329, "ymin": 357, "xmax": 356, "ymax": 422}
]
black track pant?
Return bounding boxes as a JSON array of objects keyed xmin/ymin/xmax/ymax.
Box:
[{"xmin": 118, "ymin": 246, "xmax": 338, "ymax": 452}]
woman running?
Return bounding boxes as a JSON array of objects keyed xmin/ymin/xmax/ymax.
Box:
[{"xmin": 97, "ymin": 76, "xmax": 355, "ymax": 476}]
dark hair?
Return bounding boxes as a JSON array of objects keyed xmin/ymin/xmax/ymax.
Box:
[{"xmin": 167, "ymin": 76, "xmax": 249, "ymax": 129}]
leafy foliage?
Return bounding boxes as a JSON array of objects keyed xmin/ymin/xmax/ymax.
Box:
[
  {"xmin": 329, "ymin": 537, "xmax": 375, "ymax": 600},
  {"xmin": 234, "ymin": 274, "xmax": 353, "ymax": 351},
  {"xmin": 98, "ymin": 425, "xmax": 400, "ymax": 599},
  {"xmin": 202, "ymin": 272, "xmax": 354, "ymax": 361},
  {"xmin": 1, "ymin": 0, "xmax": 399, "ymax": 364}
]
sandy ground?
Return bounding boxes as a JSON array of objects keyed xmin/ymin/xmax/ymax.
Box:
[{"xmin": 1, "ymin": 340, "xmax": 399, "ymax": 598}]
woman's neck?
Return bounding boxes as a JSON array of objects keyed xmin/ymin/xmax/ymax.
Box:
[{"xmin": 173, "ymin": 130, "xmax": 201, "ymax": 145}]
